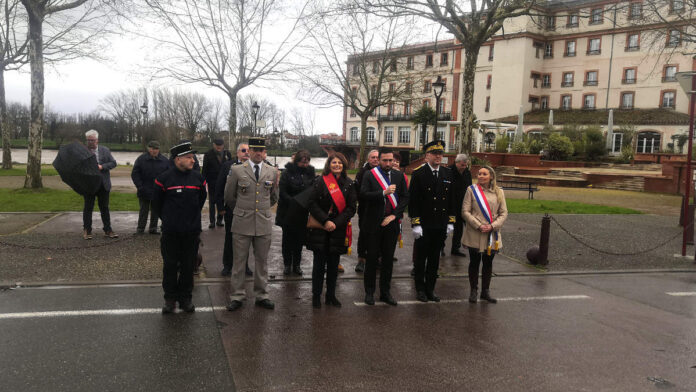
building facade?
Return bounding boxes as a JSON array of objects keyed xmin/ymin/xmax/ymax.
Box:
[{"xmin": 342, "ymin": 0, "xmax": 694, "ymax": 155}]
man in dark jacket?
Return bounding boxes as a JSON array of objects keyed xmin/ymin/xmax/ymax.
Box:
[
  {"xmin": 354, "ymin": 149, "xmax": 379, "ymax": 272},
  {"xmin": 82, "ymin": 129, "xmax": 118, "ymax": 240},
  {"xmin": 202, "ymin": 138, "xmax": 232, "ymax": 228},
  {"xmin": 276, "ymin": 150, "xmax": 316, "ymax": 276},
  {"xmin": 131, "ymin": 140, "xmax": 170, "ymax": 234},
  {"xmin": 360, "ymin": 148, "xmax": 409, "ymax": 306},
  {"xmin": 449, "ymin": 153, "xmax": 472, "ymax": 256},
  {"xmin": 153, "ymin": 142, "xmax": 207, "ymax": 314}
]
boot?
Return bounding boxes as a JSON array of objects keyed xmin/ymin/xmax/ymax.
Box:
[
  {"xmin": 312, "ymin": 295, "xmax": 321, "ymax": 308},
  {"xmin": 325, "ymin": 295, "xmax": 342, "ymax": 307},
  {"xmin": 283, "ymin": 265, "xmax": 292, "ymax": 275},
  {"xmin": 480, "ymin": 289, "xmax": 497, "ymax": 303},
  {"xmin": 162, "ymin": 300, "xmax": 176, "ymax": 314},
  {"xmin": 468, "ymin": 288, "xmax": 478, "ymax": 303},
  {"xmin": 292, "ymin": 265, "xmax": 303, "ymax": 276}
]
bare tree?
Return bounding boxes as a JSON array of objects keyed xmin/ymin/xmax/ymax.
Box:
[
  {"xmin": 297, "ymin": 3, "xmax": 421, "ymax": 165},
  {"xmin": 236, "ymin": 94, "xmax": 274, "ymax": 137},
  {"xmin": 289, "ymin": 106, "xmax": 316, "ymax": 137},
  {"xmin": 141, "ymin": 0, "xmax": 310, "ymax": 151},
  {"xmin": 641, "ymin": 0, "xmax": 696, "ymax": 46},
  {"xmin": 365, "ymin": 0, "xmax": 537, "ymax": 154},
  {"xmin": 176, "ymin": 91, "xmax": 209, "ymax": 141},
  {"xmin": 99, "ymin": 88, "xmax": 142, "ymax": 142}
]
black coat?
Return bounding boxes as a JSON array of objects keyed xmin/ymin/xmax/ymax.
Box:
[
  {"xmin": 359, "ymin": 167, "xmax": 409, "ymax": 232},
  {"xmin": 449, "ymin": 163, "xmax": 473, "ymax": 211},
  {"xmin": 214, "ymin": 159, "xmax": 243, "ymax": 213},
  {"xmin": 153, "ymin": 167, "xmax": 207, "ymax": 234},
  {"xmin": 202, "ymin": 148, "xmax": 233, "ymax": 183},
  {"xmin": 354, "ymin": 162, "xmax": 375, "ymax": 217},
  {"xmin": 275, "ymin": 162, "xmax": 316, "ymax": 227},
  {"xmin": 305, "ymin": 175, "xmax": 357, "ymax": 255},
  {"xmin": 131, "ymin": 152, "xmax": 170, "ymax": 200},
  {"xmin": 408, "ymin": 164, "xmax": 457, "ymax": 229}
]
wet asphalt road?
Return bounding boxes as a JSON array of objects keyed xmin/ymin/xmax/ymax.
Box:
[{"xmin": 1, "ymin": 272, "xmax": 695, "ymax": 391}]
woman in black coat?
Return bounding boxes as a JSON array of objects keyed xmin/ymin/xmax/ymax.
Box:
[
  {"xmin": 276, "ymin": 150, "xmax": 316, "ymax": 276},
  {"xmin": 305, "ymin": 152, "xmax": 357, "ymax": 308}
]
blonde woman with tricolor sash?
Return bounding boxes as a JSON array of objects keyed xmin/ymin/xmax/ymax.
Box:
[{"xmin": 462, "ymin": 166, "xmax": 508, "ymax": 303}]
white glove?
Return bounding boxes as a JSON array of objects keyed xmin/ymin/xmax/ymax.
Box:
[
  {"xmin": 447, "ymin": 224, "xmax": 454, "ymax": 234},
  {"xmin": 412, "ymin": 225, "xmax": 423, "ymax": 239}
]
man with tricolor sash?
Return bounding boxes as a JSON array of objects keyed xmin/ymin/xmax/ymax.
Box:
[
  {"xmin": 359, "ymin": 148, "xmax": 409, "ymax": 306},
  {"xmin": 408, "ymin": 140, "xmax": 456, "ymax": 303}
]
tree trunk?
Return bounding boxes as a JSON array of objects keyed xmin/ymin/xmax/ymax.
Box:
[
  {"xmin": 1, "ymin": 68, "xmax": 11, "ymax": 169},
  {"xmin": 358, "ymin": 114, "xmax": 368, "ymax": 168},
  {"xmin": 24, "ymin": 9, "xmax": 44, "ymax": 189},
  {"xmin": 227, "ymin": 92, "xmax": 237, "ymax": 151},
  {"xmin": 459, "ymin": 48, "xmax": 479, "ymax": 154}
]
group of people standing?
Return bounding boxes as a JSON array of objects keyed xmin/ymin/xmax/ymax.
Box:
[{"xmin": 81, "ymin": 129, "xmax": 508, "ymax": 313}]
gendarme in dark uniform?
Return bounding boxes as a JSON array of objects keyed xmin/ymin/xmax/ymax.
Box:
[
  {"xmin": 153, "ymin": 142, "xmax": 207, "ymax": 314},
  {"xmin": 408, "ymin": 140, "xmax": 456, "ymax": 302}
]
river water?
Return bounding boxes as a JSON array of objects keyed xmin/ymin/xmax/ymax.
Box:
[{"xmin": 9, "ymin": 148, "xmax": 327, "ymax": 169}]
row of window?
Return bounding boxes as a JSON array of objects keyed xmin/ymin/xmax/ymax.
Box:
[
  {"xmin": 348, "ymin": 126, "xmax": 446, "ymax": 145},
  {"xmin": 539, "ymin": 30, "xmax": 680, "ymax": 59},
  {"xmin": 483, "ymin": 90, "xmax": 677, "ymax": 113},
  {"xmin": 352, "ymin": 52, "xmax": 450, "ymax": 76},
  {"xmin": 349, "ymin": 98, "xmax": 447, "ymax": 118},
  {"xmin": 526, "ymin": 65, "xmax": 678, "ymax": 89},
  {"xmin": 543, "ymin": 0, "xmax": 684, "ymax": 30}
]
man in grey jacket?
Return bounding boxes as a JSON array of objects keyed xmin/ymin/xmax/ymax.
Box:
[{"xmin": 82, "ymin": 129, "xmax": 118, "ymax": 240}]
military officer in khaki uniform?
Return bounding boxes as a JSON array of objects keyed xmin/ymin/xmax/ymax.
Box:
[{"xmin": 224, "ymin": 137, "xmax": 279, "ymax": 311}]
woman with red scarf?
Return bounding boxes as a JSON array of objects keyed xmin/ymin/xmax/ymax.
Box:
[{"xmin": 305, "ymin": 153, "xmax": 357, "ymax": 308}]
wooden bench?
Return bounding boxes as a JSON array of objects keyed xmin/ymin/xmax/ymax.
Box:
[{"xmin": 498, "ymin": 180, "xmax": 539, "ymax": 200}]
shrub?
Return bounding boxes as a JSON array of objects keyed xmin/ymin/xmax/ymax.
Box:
[
  {"xmin": 495, "ymin": 136, "xmax": 510, "ymax": 153},
  {"xmin": 511, "ymin": 141, "xmax": 529, "ymax": 154},
  {"xmin": 619, "ymin": 144, "xmax": 634, "ymax": 163},
  {"xmin": 528, "ymin": 139, "xmax": 544, "ymax": 154},
  {"xmin": 545, "ymin": 133, "xmax": 574, "ymax": 161},
  {"xmin": 471, "ymin": 156, "xmax": 491, "ymax": 167},
  {"xmin": 583, "ymin": 127, "xmax": 606, "ymax": 161}
]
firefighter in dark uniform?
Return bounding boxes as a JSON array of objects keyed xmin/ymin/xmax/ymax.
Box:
[
  {"xmin": 408, "ymin": 140, "xmax": 456, "ymax": 302},
  {"xmin": 154, "ymin": 142, "xmax": 207, "ymax": 314}
]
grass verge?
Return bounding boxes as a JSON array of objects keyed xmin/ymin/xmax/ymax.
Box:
[
  {"xmin": 0, "ymin": 188, "xmax": 139, "ymax": 212},
  {"xmin": 0, "ymin": 165, "xmax": 58, "ymax": 176},
  {"xmin": 507, "ymin": 199, "xmax": 641, "ymax": 214}
]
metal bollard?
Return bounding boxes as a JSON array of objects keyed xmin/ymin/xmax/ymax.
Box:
[{"xmin": 538, "ymin": 214, "xmax": 551, "ymax": 266}]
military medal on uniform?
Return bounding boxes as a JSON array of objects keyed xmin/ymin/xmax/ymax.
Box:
[{"xmin": 471, "ymin": 184, "xmax": 500, "ymax": 255}]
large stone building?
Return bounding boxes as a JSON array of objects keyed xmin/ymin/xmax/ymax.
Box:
[{"xmin": 341, "ymin": 0, "xmax": 694, "ymax": 158}]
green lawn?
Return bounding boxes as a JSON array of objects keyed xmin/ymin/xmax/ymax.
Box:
[
  {"xmin": 0, "ymin": 165, "xmax": 58, "ymax": 176},
  {"xmin": 506, "ymin": 199, "xmax": 641, "ymax": 214},
  {"xmin": 0, "ymin": 188, "xmax": 139, "ymax": 212}
]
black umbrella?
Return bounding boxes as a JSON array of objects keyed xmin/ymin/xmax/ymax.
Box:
[{"xmin": 52, "ymin": 142, "xmax": 102, "ymax": 196}]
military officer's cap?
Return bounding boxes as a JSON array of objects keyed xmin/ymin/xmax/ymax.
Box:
[
  {"xmin": 248, "ymin": 137, "xmax": 266, "ymax": 149},
  {"xmin": 424, "ymin": 140, "xmax": 445, "ymax": 154},
  {"xmin": 170, "ymin": 141, "xmax": 196, "ymax": 158}
]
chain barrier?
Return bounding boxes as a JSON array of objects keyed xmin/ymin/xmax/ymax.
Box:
[
  {"xmin": 0, "ymin": 232, "xmax": 140, "ymax": 251},
  {"xmin": 549, "ymin": 215, "xmax": 689, "ymax": 256}
]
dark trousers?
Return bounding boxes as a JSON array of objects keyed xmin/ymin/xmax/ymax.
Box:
[
  {"xmin": 222, "ymin": 212, "xmax": 234, "ymax": 270},
  {"xmin": 413, "ymin": 228, "xmax": 446, "ymax": 294},
  {"xmin": 357, "ymin": 215, "xmax": 367, "ymax": 259},
  {"xmin": 364, "ymin": 220, "xmax": 399, "ymax": 295},
  {"xmin": 451, "ymin": 216, "xmax": 465, "ymax": 252},
  {"xmin": 83, "ymin": 185, "xmax": 111, "ymax": 233},
  {"xmin": 312, "ymin": 250, "xmax": 340, "ymax": 298},
  {"xmin": 137, "ymin": 197, "xmax": 159, "ymax": 231},
  {"xmin": 282, "ymin": 225, "xmax": 305, "ymax": 267},
  {"xmin": 468, "ymin": 247, "xmax": 495, "ymax": 290},
  {"xmin": 207, "ymin": 182, "xmax": 219, "ymax": 224},
  {"xmin": 161, "ymin": 232, "xmax": 198, "ymax": 301}
]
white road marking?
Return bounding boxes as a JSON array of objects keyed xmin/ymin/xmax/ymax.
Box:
[
  {"xmin": 353, "ymin": 295, "xmax": 591, "ymax": 307},
  {"xmin": 666, "ymin": 292, "xmax": 696, "ymax": 296},
  {"xmin": 0, "ymin": 306, "xmax": 229, "ymax": 320}
]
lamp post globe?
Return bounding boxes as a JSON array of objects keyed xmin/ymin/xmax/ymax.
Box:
[{"xmin": 252, "ymin": 101, "xmax": 260, "ymax": 136}]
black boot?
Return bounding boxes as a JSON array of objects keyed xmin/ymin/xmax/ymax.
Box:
[
  {"xmin": 480, "ymin": 290, "xmax": 497, "ymax": 303},
  {"xmin": 312, "ymin": 295, "xmax": 321, "ymax": 308},
  {"xmin": 293, "ymin": 265, "xmax": 303, "ymax": 276},
  {"xmin": 469, "ymin": 288, "xmax": 478, "ymax": 303},
  {"xmin": 162, "ymin": 299, "xmax": 176, "ymax": 314},
  {"xmin": 325, "ymin": 295, "xmax": 342, "ymax": 307}
]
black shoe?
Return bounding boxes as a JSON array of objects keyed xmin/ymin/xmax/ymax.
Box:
[
  {"xmin": 469, "ymin": 289, "xmax": 478, "ymax": 303},
  {"xmin": 283, "ymin": 266, "xmax": 292, "ymax": 276},
  {"xmin": 179, "ymin": 300, "xmax": 195, "ymax": 313},
  {"xmin": 293, "ymin": 265, "xmax": 303, "ymax": 276},
  {"xmin": 149, "ymin": 228, "xmax": 160, "ymax": 235},
  {"xmin": 364, "ymin": 293, "xmax": 375, "ymax": 306},
  {"xmin": 379, "ymin": 293, "xmax": 398, "ymax": 306},
  {"xmin": 216, "ymin": 218, "xmax": 224, "ymax": 227},
  {"xmin": 416, "ymin": 291, "xmax": 428, "ymax": 302},
  {"xmin": 221, "ymin": 267, "xmax": 231, "ymax": 277},
  {"xmin": 392, "ymin": 257, "xmax": 398, "ymax": 262},
  {"xmin": 451, "ymin": 249, "xmax": 467, "ymax": 257},
  {"xmin": 208, "ymin": 223, "xmax": 215, "ymax": 229},
  {"xmin": 255, "ymin": 298, "xmax": 275, "ymax": 310},
  {"xmin": 355, "ymin": 261, "xmax": 365, "ymax": 273},
  {"xmin": 162, "ymin": 300, "xmax": 176, "ymax": 314},
  {"xmin": 136, "ymin": 228, "xmax": 145, "ymax": 234},
  {"xmin": 245, "ymin": 266, "xmax": 253, "ymax": 276},
  {"xmin": 481, "ymin": 290, "xmax": 497, "ymax": 303},
  {"xmin": 226, "ymin": 300, "xmax": 243, "ymax": 311},
  {"xmin": 312, "ymin": 295, "xmax": 321, "ymax": 308},
  {"xmin": 326, "ymin": 296, "xmax": 342, "ymax": 307},
  {"xmin": 426, "ymin": 292, "xmax": 441, "ymax": 302},
  {"xmin": 193, "ymin": 266, "xmax": 200, "ymax": 275}
]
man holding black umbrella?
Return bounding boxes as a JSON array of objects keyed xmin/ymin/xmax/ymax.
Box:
[{"xmin": 83, "ymin": 130, "xmax": 118, "ymax": 240}]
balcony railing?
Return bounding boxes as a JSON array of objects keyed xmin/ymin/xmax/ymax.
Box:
[
  {"xmin": 622, "ymin": 78, "xmax": 636, "ymax": 84},
  {"xmin": 345, "ymin": 139, "xmax": 378, "ymax": 146},
  {"xmin": 435, "ymin": 112, "xmax": 452, "ymax": 121},
  {"xmin": 541, "ymin": 83, "xmax": 551, "ymax": 88},
  {"xmin": 321, "ymin": 138, "xmax": 347, "ymax": 145},
  {"xmin": 563, "ymin": 51, "xmax": 576, "ymax": 57},
  {"xmin": 566, "ymin": 22, "xmax": 578, "ymax": 28},
  {"xmin": 662, "ymin": 76, "xmax": 677, "ymax": 82},
  {"xmin": 625, "ymin": 45, "xmax": 640, "ymax": 52},
  {"xmin": 583, "ymin": 80, "xmax": 598, "ymax": 86},
  {"xmin": 378, "ymin": 114, "xmax": 414, "ymax": 122},
  {"xmin": 561, "ymin": 81, "xmax": 574, "ymax": 87},
  {"xmin": 543, "ymin": 53, "xmax": 553, "ymax": 59},
  {"xmin": 586, "ymin": 49, "xmax": 601, "ymax": 55}
]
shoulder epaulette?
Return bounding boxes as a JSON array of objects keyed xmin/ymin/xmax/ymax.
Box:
[{"xmin": 412, "ymin": 163, "xmax": 426, "ymax": 171}]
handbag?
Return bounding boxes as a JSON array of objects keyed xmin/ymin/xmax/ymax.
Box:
[{"xmin": 307, "ymin": 214, "xmax": 325, "ymax": 229}]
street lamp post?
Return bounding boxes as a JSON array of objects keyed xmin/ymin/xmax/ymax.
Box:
[
  {"xmin": 140, "ymin": 103, "xmax": 148, "ymax": 144},
  {"xmin": 676, "ymin": 69, "xmax": 696, "ymax": 256},
  {"xmin": 252, "ymin": 101, "xmax": 260, "ymax": 137},
  {"xmin": 432, "ymin": 76, "xmax": 445, "ymax": 143}
]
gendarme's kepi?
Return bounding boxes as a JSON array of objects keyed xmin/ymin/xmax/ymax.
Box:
[
  {"xmin": 248, "ymin": 137, "xmax": 266, "ymax": 149},
  {"xmin": 423, "ymin": 140, "xmax": 445, "ymax": 154}
]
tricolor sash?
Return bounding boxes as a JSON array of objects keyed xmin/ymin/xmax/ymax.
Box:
[
  {"xmin": 470, "ymin": 184, "xmax": 500, "ymax": 255},
  {"xmin": 323, "ymin": 174, "xmax": 353, "ymax": 253},
  {"xmin": 370, "ymin": 167, "xmax": 398, "ymax": 209}
]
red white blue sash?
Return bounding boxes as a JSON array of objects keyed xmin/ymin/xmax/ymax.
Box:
[
  {"xmin": 370, "ymin": 167, "xmax": 397, "ymax": 209},
  {"xmin": 470, "ymin": 184, "xmax": 500, "ymax": 255}
]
